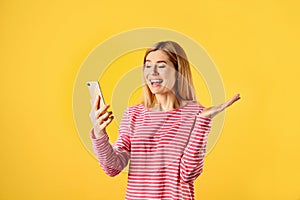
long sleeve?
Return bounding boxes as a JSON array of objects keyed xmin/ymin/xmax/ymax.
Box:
[
  {"xmin": 90, "ymin": 108, "xmax": 131, "ymax": 177},
  {"xmin": 179, "ymin": 114, "xmax": 212, "ymax": 183}
]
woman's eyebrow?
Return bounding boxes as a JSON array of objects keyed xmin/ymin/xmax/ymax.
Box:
[
  {"xmin": 145, "ymin": 60, "xmax": 167, "ymax": 64},
  {"xmin": 157, "ymin": 60, "xmax": 167, "ymax": 64}
]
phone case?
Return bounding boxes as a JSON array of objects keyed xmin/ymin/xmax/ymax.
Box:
[{"xmin": 86, "ymin": 81, "xmax": 105, "ymax": 108}]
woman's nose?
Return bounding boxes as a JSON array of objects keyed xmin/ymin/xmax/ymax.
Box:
[{"xmin": 151, "ymin": 66, "xmax": 159, "ymax": 75}]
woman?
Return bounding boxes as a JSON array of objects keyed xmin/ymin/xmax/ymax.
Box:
[{"xmin": 90, "ymin": 41, "xmax": 240, "ymax": 199}]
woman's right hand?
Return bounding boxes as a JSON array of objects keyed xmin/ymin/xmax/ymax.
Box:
[{"xmin": 89, "ymin": 95, "xmax": 114, "ymax": 139}]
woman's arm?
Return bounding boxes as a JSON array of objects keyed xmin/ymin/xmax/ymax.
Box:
[
  {"xmin": 89, "ymin": 95, "xmax": 131, "ymax": 177},
  {"xmin": 90, "ymin": 108, "xmax": 131, "ymax": 177},
  {"xmin": 179, "ymin": 114, "xmax": 211, "ymax": 183},
  {"xmin": 179, "ymin": 94, "xmax": 240, "ymax": 183}
]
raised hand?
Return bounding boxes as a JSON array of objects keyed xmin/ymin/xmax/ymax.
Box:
[
  {"xmin": 199, "ymin": 94, "xmax": 241, "ymax": 119},
  {"xmin": 89, "ymin": 95, "xmax": 114, "ymax": 138}
]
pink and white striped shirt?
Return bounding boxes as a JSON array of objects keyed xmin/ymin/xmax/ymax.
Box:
[{"xmin": 91, "ymin": 102, "xmax": 212, "ymax": 200}]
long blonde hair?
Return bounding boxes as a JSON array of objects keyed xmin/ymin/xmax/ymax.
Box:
[{"xmin": 142, "ymin": 41, "xmax": 197, "ymax": 109}]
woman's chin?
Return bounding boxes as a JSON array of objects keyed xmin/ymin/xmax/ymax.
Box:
[
  {"xmin": 149, "ymin": 89, "xmax": 161, "ymax": 94},
  {"xmin": 149, "ymin": 88, "xmax": 172, "ymax": 95}
]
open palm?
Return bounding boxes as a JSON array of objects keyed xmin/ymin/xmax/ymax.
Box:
[{"xmin": 199, "ymin": 94, "xmax": 241, "ymax": 118}]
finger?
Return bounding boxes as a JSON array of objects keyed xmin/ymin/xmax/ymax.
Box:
[
  {"xmin": 93, "ymin": 95, "xmax": 100, "ymax": 110},
  {"xmin": 96, "ymin": 110, "xmax": 113, "ymax": 122},
  {"xmin": 100, "ymin": 116, "xmax": 114, "ymax": 128},
  {"xmin": 95, "ymin": 104, "xmax": 110, "ymax": 117},
  {"xmin": 96, "ymin": 111, "xmax": 112, "ymax": 125},
  {"xmin": 226, "ymin": 94, "xmax": 240, "ymax": 106},
  {"xmin": 224, "ymin": 94, "xmax": 241, "ymax": 108},
  {"xmin": 230, "ymin": 94, "xmax": 241, "ymax": 104},
  {"xmin": 97, "ymin": 115, "xmax": 113, "ymax": 128}
]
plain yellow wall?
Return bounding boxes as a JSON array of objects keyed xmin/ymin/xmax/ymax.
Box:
[{"xmin": 1, "ymin": 0, "xmax": 300, "ymax": 199}]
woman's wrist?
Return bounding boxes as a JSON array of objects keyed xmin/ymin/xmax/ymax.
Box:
[{"xmin": 92, "ymin": 128, "xmax": 106, "ymax": 139}]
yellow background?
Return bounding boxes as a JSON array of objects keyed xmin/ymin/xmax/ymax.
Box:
[{"xmin": 1, "ymin": 0, "xmax": 299, "ymax": 199}]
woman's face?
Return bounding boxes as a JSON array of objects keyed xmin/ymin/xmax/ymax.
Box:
[{"xmin": 143, "ymin": 50, "xmax": 177, "ymax": 95}]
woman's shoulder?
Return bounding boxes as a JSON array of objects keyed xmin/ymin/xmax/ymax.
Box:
[
  {"xmin": 183, "ymin": 100, "xmax": 205, "ymax": 108},
  {"xmin": 124, "ymin": 102, "xmax": 205, "ymax": 115},
  {"xmin": 182, "ymin": 101, "xmax": 206, "ymax": 113},
  {"xmin": 125, "ymin": 103, "xmax": 146, "ymax": 116}
]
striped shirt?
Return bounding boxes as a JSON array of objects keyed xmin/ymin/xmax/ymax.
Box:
[{"xmin": 91, "ymin": 102, "xmax": 212, "ymax": 200}]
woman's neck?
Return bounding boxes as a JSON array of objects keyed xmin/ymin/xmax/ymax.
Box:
[{"xmin": 153, "ymin": 92, "xmax": 179, "ymax": 111}]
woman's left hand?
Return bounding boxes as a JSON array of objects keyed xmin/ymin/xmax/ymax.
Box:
[{"xmin": 199, "ymin": 94, "xmax": 241, "ymax": 119}]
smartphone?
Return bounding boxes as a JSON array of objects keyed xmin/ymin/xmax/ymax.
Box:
[{"xmin": 86, "ymin": 81, "xmax": 105, "ymax": 108}]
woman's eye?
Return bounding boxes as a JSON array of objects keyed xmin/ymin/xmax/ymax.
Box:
[
  {"xmin": 158, "ymin": 65, "xmax": 166, "ymax": 68},
  {"xmin": 145, "ymin": 65, "xmax": 151, "ymax": 68}
]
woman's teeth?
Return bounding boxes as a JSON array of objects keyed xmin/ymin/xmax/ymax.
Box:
[
  {"xmin": 150, "ymin": 79, "xmax": 163, "ymax": 86},
  {"xmin": 150, "ymin": 79, "xmax": 163, "ymax": 83}
]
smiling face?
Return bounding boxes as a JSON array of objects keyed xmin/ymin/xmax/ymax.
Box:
[{"xmin": 143, "ymin": 50, "xmax": 177, "ymax": 95}]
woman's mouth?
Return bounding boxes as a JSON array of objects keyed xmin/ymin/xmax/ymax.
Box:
[{"xmin": 150, "ymin": 79, "xmax": 163, "ymax": 87}]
